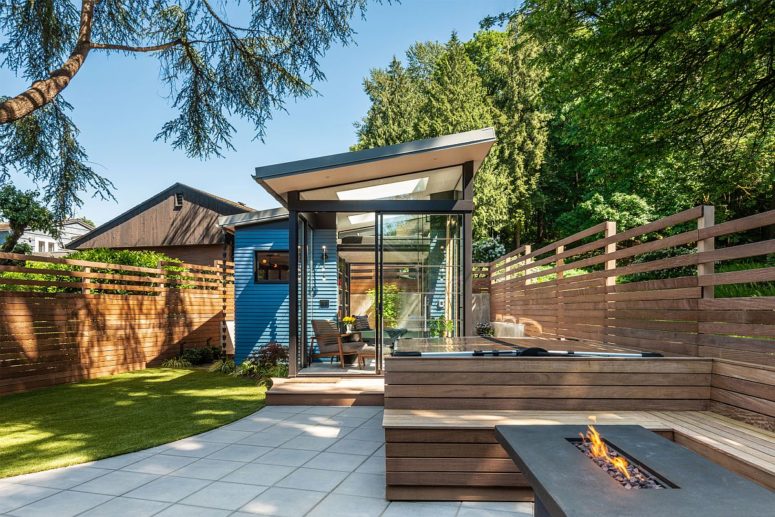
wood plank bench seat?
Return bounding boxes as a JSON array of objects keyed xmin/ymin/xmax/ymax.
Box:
[{"xmin": 382, "ymin": 409, "xmax": 775, "ymax": 501}]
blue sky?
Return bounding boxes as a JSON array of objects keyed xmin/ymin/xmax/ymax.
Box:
[{"xmin": 3, "ymin": 0, "xmax": 515, "ymax": 224}]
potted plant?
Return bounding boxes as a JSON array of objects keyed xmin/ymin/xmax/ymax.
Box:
[
  {"xmin": 342, "ymin": 315, "xmax": 356, "ymax": 333},
  {"xmin": 430, "ymin": 316, "xmax": 455, "ymax": 338},
  {"xmin": 476, "ymin": 322, "xmax": 494, "ymax": 337}
]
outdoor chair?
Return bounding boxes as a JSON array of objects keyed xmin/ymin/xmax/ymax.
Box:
[{"xmin": 310, "ymin": 319, "xmax": 368, "ymax": 367}]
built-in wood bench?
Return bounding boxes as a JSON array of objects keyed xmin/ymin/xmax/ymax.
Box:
[
  {"xmin": 383, "ymin": 409, "xmax": 775, "ymax": 501},
  {"xmin": 382, "ymin": 356, "xmax": 775, "ymax": 501}
]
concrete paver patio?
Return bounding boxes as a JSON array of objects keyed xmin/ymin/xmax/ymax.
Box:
[{"xmin": 0, "ymin": 406, "xmax": 533, "ymax": 517}]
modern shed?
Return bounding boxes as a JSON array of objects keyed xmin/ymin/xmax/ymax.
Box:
[{"xmin": 220, "ymin": 128, "xmax": 496, "ymax": 374}]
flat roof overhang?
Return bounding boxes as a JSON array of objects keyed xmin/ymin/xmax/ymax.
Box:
[
  {"xmin": 253, "ymin": 128, "xmax": 496, "ymax": 206},
  {"xmin": 218, "ymin": 206, "xmax": 289, "ymax": 231}
]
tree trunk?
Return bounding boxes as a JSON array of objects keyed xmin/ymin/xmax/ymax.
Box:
[
  {"xmin": 1, "ymin": 224, "xmax": 24, "ymax": 253},
  {"xmin": 0, "ymin": 0, "xmax": 95, "ymax": 124}
]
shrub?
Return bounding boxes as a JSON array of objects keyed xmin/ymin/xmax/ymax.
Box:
[
  {"xmin": 0, "ymin": 248, "xmax": 185, "ymax": 294},
  {"xmin": 234, "ymin": 360, "xmax": 261, "ymax": 378},
  {"xmin": 180, "ymin": 347, "xmax": 214, "ymax": 365},
  {"xmin": 209, "ymin": 359, "xmax": 236, "ymax": 374},
  {"xmin": 161, "ymin": 357, "xmax": 192, "ymax": 368},
  {"xmin": 473, "ymin": 237, "xmax": 506, "ymax": 263},
  {"xmin": 256, "ymin": 342, "xmax": 288, "ymax": 366},
  {"xmin": 231, "ymin": 343, "xmax": 289, "ymax": 386}
]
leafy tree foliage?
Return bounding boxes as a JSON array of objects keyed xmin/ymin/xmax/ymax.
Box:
[
  {"xmin": 354, "ymin": 1, "xmax": 773, "ymax": 250},
  {"xmin": 1, "ymin": 0, "xmax": 369, "ymax": 219},
  {"xmin": 473, "ymin": 237, "xmax": 506, "ymax": 263},
  {"xmin": 520, "ymin": 0, "xmax": 774, "ymax": 232},
  {"xmin": 555, "ymin": 193, "xmax": 654, "ymax": 237},
  {"xmin": 0, "ymin": 184, "xmax": 58, "ymax": 253}
]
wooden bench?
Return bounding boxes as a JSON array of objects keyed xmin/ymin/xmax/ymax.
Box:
[
  {"xmin": 382, "ymin": 356, "xmax": 775, "ymax": 501},
  {"xmin": 383, "ymin": 409, "xmax": 775, "ymax": 501}
]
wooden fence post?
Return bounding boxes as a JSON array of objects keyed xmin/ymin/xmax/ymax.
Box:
[
  {"xmin": 81, "ymin": 266, "xmax": 91, "ymax": 294},
  {"xmin": 697, "ymin": 205, "xmax": 715, "ymax": 299},
  {"xmin": 603, "ymin": 222, "xmax": 617, "ymax": 344},
  {"xmin": 555, "ymin": 245, "xmax": 564, "ymax": 280},
  {"xmin": 555, "ymin": 245, "xmax": 564, "ymax": 338}
]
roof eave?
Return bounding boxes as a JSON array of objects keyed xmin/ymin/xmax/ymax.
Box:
[{"xmin": 252, "ymin": 128, "xmax": 496, "ymax": 204}]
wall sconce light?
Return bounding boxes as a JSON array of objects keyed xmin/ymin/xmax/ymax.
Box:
[{"xmin": 321, "ymin": 245, "xmax": 328, "ymax": 262}]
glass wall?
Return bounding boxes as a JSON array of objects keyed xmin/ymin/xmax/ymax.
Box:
[
  {"xmin": 379, "ymin": 214, "xmax": 463, "ymax": 353},
  {"xmin": 296, "ymin": 210, "xmax": 464, "ymax": 374}
]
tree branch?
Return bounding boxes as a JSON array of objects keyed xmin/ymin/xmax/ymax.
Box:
[
  {"xmin": 90, "ymin": 40, "xmax": 184, "ymax": 52},
  {"xmin": 0, "ymin": 0, "xmax": 96, "ymax": 124}
]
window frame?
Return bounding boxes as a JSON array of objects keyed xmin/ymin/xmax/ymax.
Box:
[{"xmin": 254, "ymin": 250, "xmax": 290, "ymax": 284}]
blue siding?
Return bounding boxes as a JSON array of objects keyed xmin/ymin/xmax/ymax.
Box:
[
  {"xmin": 306, "ymin": 229, "xmax": 338, "ymax": 356},
  {"xmin": 234, "ymin": 225, "xmax": 289, "ymax": 363}
]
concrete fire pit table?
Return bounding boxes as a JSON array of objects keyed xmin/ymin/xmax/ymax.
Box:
[{"xmin": 495, "ymin": 425, "xmax": 775, "ymax": 517}]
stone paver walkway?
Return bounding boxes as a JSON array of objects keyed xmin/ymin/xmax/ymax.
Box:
[{"xmin": 0, "ymin": 406, "xmax": 533, "ymax": 517}]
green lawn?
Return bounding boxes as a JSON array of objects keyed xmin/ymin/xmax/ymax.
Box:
[{"xmin": 0, "ymin": 368, "xmax": 266, "ymax": 478}]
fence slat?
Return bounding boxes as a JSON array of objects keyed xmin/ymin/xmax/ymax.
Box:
[{"xmin": 487, "ymin": 206, "xmax": 775, "ymax": 366}]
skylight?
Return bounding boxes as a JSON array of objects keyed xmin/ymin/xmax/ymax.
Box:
[{"xmin": 336, "ymin": 177, "xmax": 429, "ymax": 200}]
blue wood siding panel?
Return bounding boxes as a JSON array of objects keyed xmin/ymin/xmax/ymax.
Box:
[
  {"xmin": 234, "ymin": 225, "xmax": 289, "ymax": 363},
  {"xmin": 306, "ymin": 229, "xmax": 338, "ymax": 356}
]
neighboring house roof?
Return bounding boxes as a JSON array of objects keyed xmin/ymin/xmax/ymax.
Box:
[
  {"xmin": 68, "ymin": 183, "xmax": 254, "ymax": 250},
  {"xmin": 62, "ymin": 218, "xmax": 96, "ymax": 231},
  {"xmin": 218, "ymin": 207, "xmax": 289, "ymax": 230},
  {"xmin": 253, "ymin": 128, "xmax": 497, "ymax": 204},
  {"xmin": 0, "ymin": 219, "xmax": 94, "ymax": 233}
]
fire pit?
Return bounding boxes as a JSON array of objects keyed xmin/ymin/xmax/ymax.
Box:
[{"xmin": 495, "ymin": 424, "xmax": 775, "ymax": 517}]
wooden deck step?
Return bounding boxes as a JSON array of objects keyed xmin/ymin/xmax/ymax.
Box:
[{"xmin": 266, "ymin": 377, "xmax": 384, "ymax": 406}]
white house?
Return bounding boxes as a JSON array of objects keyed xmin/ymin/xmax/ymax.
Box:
[{"xmin": 0, "ymin": 218, "xmax": 94, "ymax": 256}]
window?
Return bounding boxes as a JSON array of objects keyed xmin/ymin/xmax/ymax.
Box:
[
  {"xmin": 255, "ymin": 251, "xmax": 289, "ymax": 282},
  {"xmin": 174, "ymin": 192, "xmax": 184, "ymax": 208},
  {"xmin": 38, "ymin": 241, "xmax": 45, "ymax": 253},
  {"xmin": 48, "ymin": 242, "xmax": 55, "ymax": 252}
]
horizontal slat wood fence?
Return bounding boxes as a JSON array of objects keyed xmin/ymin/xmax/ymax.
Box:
[
  {"xmin": 487, "ymin": 206, "xmax": 775, "ymax": 366},
  {"xmin": 0, "ymin": 252, "xmax": 234, "ymax": 395}
]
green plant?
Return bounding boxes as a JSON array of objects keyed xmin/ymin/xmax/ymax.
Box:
[
  {"xmin": 209, "ymin": 359, "xmax": 236, "ymax": 374},
  {"xmin": 180, "ymin": 347, "xmax": 216, "ymax": 365},
  {"xmin": 429, "ymin": 316, "xmax": 455, "ymax": 337},
  {"xmin": 234, "ymin": 360, "xmax": 261, "ymax": 378},
  {"xmin": 473, "ymin": 237, "xmax": 505, "ymax": 263},
  {"xmin": 367, "ymin": 283, "xmax": 401, "ymax": 327},
  {"xmin": 0, "ymin": 248, "xmax": 186, "ymax": 294},
  {"xmin": 161, "ymin": 357, "xmax": 192, "ymax": 368},
  {"xmin": 714, "ymin": 260, "xmax": 775, "ymax": 298}
]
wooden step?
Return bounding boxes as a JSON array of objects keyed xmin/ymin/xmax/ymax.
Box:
[{"xmin": 267, "ymin": 377, "xmax": 385, "ymax": 406}]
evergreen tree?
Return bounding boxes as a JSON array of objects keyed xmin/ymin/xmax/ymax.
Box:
[
  {"xmin": 352, "ymin": 58, "xmax": 421, "ymax": 150},
  {"xmin": 414, "ymin": 35, "xmax": 509, "ymax": 241},
  {"xmin": 0, "ymin": 0, "xmax": 369, "ymax": 218}
]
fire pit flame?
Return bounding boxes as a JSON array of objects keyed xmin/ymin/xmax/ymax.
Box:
[{"xmin": 579, "ymin": 425, "xmax": 631, "ymax": 480}]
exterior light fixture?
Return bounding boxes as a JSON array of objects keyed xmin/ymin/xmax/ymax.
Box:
[{"xmin": 321, "ymin": 245, "xmax": 328, "ymax": 262}]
